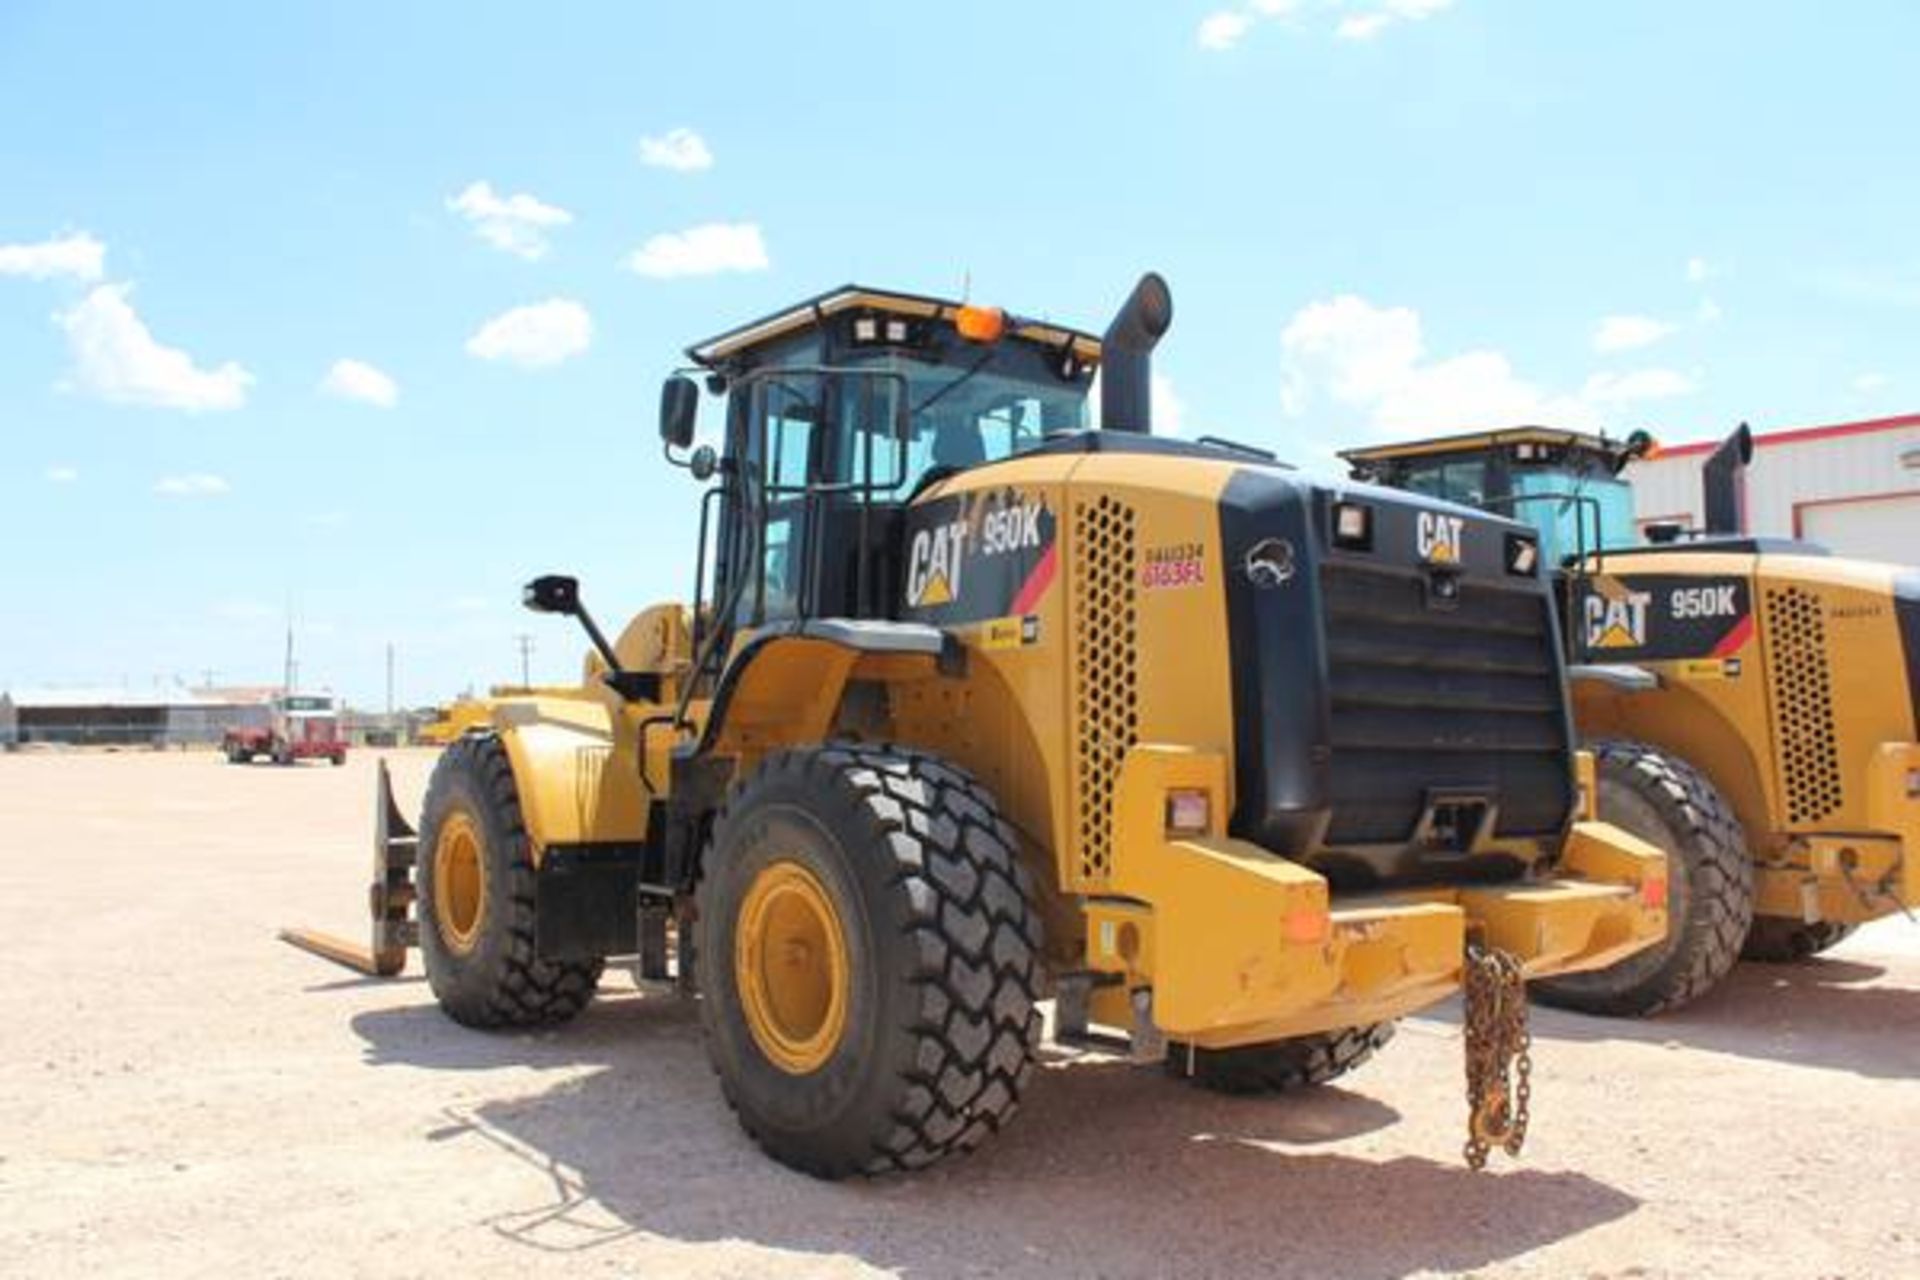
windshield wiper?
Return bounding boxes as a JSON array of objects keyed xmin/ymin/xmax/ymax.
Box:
[{"xmin": 910, "ymin": 350, "xmax": 996, "ymax": 417}]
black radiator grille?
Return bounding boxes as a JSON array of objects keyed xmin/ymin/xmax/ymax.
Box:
[{"xmin": 1322, "ymin": 563, "xmax": 1571, "ymax": 846}]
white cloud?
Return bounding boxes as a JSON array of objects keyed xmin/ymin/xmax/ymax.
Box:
[
  {"xmin": 154, "ymin": 473, "xmax": 230, "ymax": 497},
  {"xmin": 1198, "ymin": 11, "xmax": 1252, "ymax": 49},
  {"xmin": 624, "ymin": 222, "xmax": 770, "ymax": 279},
  {"xmin": 319, "ymin": 358, "xmax": 398, "ymax": 408},
  {"xmin": 1686, "ymin": 256, "xmax": 1712, "ymax": 284},
  {"xmin": 45, "ymin": 464, "xmax": 78, "ymax": 483},
  {"xmin": 55, "ymin": 284, "xmax": 252, "ymax": 411},
  {"xmin": 1580, "ymin": 368, "xmax": 1698, "ymax": 404},
  {"xmin": 1337, "ymin": 0, "xmax": 1453, "ymax": 40},
  {"xmin": 445, "ymin": 181, "xmax": 573, "ymax": 261},
  {"xmin": 1152, "ymin": 374, "xmax": 1185, "ymax": 436},
  {"xmin": 1592, "ymin": 314, "xmax": 1675, "ymax": 353},
  {"xmin": 0, "ymin": 232, "xmax": 106, "ymax": 281},
  {"xmin": 637, "ymin": 128, "xmax": 714, "ymax": 172},
  {"xmin": 1280, "ymin": 294, "xmax": 1599, "ymax": 435},
  {"xmin": 1853, "ymin": 372, "xmax": 1890, "ymax": 393},
  {"xmin": 464, "ymin": 298, "xmax": 593, "ymax": 368},
  {"xmin": 1336, "ymin": 13, "xmax": 1393, "ymax": 40},
  {"xmin": 1205, "ymin": 0, "xmax": 1452, "ymax": 49},
  {"xmin": 1696, "ymin": 296, "xmax": 1723, "ymax": 323}
]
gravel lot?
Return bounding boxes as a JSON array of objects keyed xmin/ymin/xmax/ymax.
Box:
[{"xmin": 3, "ymin": 748, "xmax": 1916, "ymax": 1279}]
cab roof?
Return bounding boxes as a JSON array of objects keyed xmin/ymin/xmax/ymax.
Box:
[
  {"xmin": 1339, "ymin": 425, "xmax": 1621, "ymax": 465},
  {"xmin": 686, "ymin": 284, "xmax": 1105, "ymax": 368}
]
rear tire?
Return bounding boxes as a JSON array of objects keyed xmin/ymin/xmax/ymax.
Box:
[
  {"xmin": 1166, "ymin": 1023, "xmax": 1396, "ymax": 1094},
  {"xmin": 1742, "ymin": 917, "xmax": 1857, "ymax": 963},
  {"xmin": 418, "ymin": 733, "xmax": 603, "ymax": 1028},
  {"xmin": 696, "ymin": 744, "xmax": 1042, "ymax": 1179},
  {"xmin": 1534, "ymin": 740, "xmax": 1752, "ymax": 1017}
]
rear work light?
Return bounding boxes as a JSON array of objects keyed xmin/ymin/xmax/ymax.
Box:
[
  {"xmin": 1332, "ymin": 501, "xmax": 1373, "ymax": 550},
  {"xmin": 1507, "ymin": 534, "xmax": 1539, "ymax": 576}
]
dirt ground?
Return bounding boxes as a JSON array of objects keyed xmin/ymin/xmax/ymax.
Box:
[{"xmin": 2, "ymin": 749, "xmax": 1917, "ymax": 1279}]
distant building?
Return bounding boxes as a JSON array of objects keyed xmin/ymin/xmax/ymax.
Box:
[
  {"xmin": 0, "ymin": 688, "xmax": 270, "ymax": 748},
  {"xmin": 1627, "ymin": 413, "xmax": 1920, "ymax": 564}
]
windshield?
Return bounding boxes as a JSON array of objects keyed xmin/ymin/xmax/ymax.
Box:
[
  {"xmin": 1509, "ymin": 470, "xmax": 1636, "ymax": 566},
  {"xmin": 836, "ymin": 348, "xmax": 1089, "ymax": 499},
  {"xmin": 281, "ymin": 696, "xmax": 334, "ymax": 712}
]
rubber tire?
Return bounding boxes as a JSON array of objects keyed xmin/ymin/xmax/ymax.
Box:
[
  {"xmin": 418, "ymin": 733, "xmax": 603, "ymax": 1028},
  {"xmin": 1165, "ymin": 1023, "xmax": 1396, "ymax": 1095},
  {"xmin": 696, "ymin": 744, "xmax": 1043, "ymax": 1179},
  {"xmin": 1742, "ymin": 917, "xmax": 1858, "ymax": 963},
  {"xmin": 330, "ymin": 752, "xmax": 346, "ymax": 767},
  {"xmin": 1533, "ymin": 739, "xmax": 1752, "ymax": 1017}
]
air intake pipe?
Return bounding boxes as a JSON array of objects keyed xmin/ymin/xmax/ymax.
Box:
[
  {"xmin": 1702, "ymin": 421, "xmax": 1754, "ymax": 535},
  {"xmin": 1099, "ymin": 272, "xmax": 1174, "ymax": 434}
]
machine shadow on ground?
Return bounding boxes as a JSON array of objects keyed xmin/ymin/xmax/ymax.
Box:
[
  {"xmin": 352, "ymin": 992, "xmax": 1640, "ymax": 1279},
  {"xmin": 1521, "ymin": 953, "xmax": 1919, "ymax": 1079}
]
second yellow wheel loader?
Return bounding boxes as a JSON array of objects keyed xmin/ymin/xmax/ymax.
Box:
[
  {"xmin": 1344, "ymin": 425, "xmax": 1920, "ymax": 1015},
  {"xmin": 289, "ymin": 274, "xmax": 1668, "ymax": 1177}
]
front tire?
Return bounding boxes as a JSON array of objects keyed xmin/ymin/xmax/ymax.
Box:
[
  {"xmin": 417, "ymin": 733, "xmax": 603, "ymax": 1028},
  {"xmin": 1534, "ymin": 740, "xmax": 1752, "ymax": 1017},
  {"xmin": 696, "ymin": 745, "xmax": 1042, "ymax": 1179},
  {"xmin": 1166, "ymin": 1023, "xmax": 1396, "ymax": 1094},
  {"xmin": 1743, "ymin": 917, "xmax": 1857, "ymax": 963}
]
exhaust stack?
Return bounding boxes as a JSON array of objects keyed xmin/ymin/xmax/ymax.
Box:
[
  {"xmin": 1100, "ymin": 273, "xmax": 1174, "ymax": 434},
  {"xmin": 1702, "ymin": 422, "xmax": 1754, "ymax": 535}
]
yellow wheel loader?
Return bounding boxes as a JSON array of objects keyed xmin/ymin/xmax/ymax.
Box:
[
  {"xmin": 287, "ymin": 275, "xmax": 1668, "ymax": 1177},
  {"xmin": 1344, "ymin": 426, "xmax": 1920, "ymax": 1016}
]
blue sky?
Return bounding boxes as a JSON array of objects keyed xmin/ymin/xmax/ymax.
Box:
[{"xmin": 3, "ymin": 1, "xmax": 1916, "ymax": 707}]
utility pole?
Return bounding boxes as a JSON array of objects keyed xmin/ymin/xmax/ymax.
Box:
[
  {"xmin": 385, "ymin": 643, "xmax": 395, "ymax": 717},
  {"xmin": 515, "ymin": 633, "xmax": 535, "ymax": 689},
  {"xmin": 283, "ymin": 619, "xmax": 295, "ymax": 694}
]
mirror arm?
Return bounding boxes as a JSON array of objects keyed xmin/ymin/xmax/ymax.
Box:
[{"xmin": 550, "ymin": 591, "xmax": 653, "ymax": 704}]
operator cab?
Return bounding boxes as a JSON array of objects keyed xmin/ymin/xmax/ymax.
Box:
[
  {"xmin": 662, "ymin": 286, "xmax": 1104, "ymax": 660},
  {"xmin": 1341, "ymin": 427, "xmax": 1652, "ymax": 569}
]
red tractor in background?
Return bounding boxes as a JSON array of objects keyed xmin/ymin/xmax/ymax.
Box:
[{"xmin": 223, "ymin": 693, "xmax": 347, "ymax": 766}]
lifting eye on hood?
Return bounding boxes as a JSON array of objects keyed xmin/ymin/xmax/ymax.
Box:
[{"xmin": 1244, "ymin": 537, "xmax": 1296, "ymax": 589}]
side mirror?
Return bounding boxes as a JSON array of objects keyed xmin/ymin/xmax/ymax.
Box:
[
  {"xmin": 522, "ymin": 574, "xmax": 580, "ymax": 616},
  {"xmin": 659, "ymin": 375, "xmax": 699, "ymax": 450},
  {"xmin": 689, "ymin": 444, "xmax": 718, "ymax": 482}
]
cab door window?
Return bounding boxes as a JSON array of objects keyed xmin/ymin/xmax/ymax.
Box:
[{"xmin": 748, "ymin": 379, "xmax": 822, "ymax": 625}]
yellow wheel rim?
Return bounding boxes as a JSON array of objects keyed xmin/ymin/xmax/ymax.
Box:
[
  {"xmin": 433, "ymin": 811, "xmax": 487, "ymax": 956},
  {"xmin": 734, "ymin": 860, "xmax": 850, "ymax": 1075}
]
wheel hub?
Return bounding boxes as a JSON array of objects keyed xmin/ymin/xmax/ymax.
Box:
[
  {"xmin": 735, "ymin": 860, "xmax": 850, "ymax": 1074},
  {"xmin": 433, "ymin": 811, "xmax": 487, "ymax": 956}
]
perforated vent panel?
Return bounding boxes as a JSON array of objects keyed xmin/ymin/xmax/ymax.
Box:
[
  {"xmin": 1766, "ymin": 586, "xmax": 1842, "ymax": 824},
  {"xmin": 1071, "ymin": 495, "xmax": 1139, "ymax": 884}
]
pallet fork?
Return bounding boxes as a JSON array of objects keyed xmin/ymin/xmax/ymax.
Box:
[{"xmin": 279, "ymin": 759, "xmax": 419, "ymax": 977}]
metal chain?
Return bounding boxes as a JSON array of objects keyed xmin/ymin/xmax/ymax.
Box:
[{"xmin": 1462, "ymin": 942, "xmax": 1533, "ymax": 1171}]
